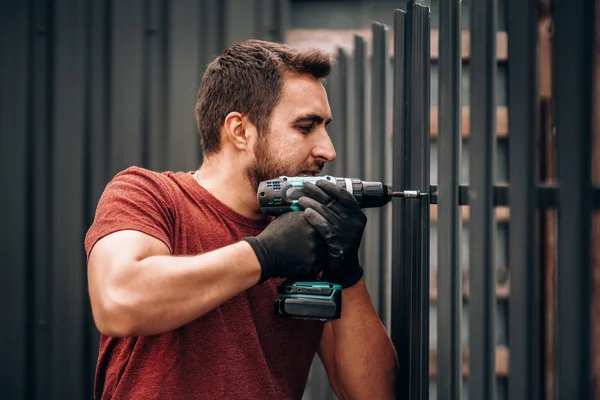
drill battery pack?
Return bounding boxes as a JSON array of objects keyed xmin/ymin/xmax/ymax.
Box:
[{"xmin": 274, "ymin": 281, "xmax": 342, "ymax": 321}]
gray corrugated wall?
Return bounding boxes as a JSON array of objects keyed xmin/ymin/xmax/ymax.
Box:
[
  {"xmin": 0, "ymin": 0, "xmax": 510, "ymax": 399},
  {"xmin": 0, "ymin": 1, "xmax": 286, "ymax": 398}
]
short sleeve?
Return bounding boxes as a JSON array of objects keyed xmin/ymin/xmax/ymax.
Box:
[{"xmin": 84, "ymin": 167, "xmax": 175, "ymax": 260}]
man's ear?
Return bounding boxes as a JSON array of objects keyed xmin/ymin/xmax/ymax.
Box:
[{"xmin": 223, "ymin": 112, "xmax": 255, "ymax": 151}]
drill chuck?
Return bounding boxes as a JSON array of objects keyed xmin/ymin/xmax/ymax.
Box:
[{"xmin": 333, "ymin": 177, "xmax": 393, "ymax": 208}]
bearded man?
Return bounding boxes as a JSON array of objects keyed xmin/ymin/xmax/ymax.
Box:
[{"xmin": 85, "ymin": 39, "xmax": 397, "ymax": 400}]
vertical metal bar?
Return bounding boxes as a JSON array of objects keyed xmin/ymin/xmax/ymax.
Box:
[
  {"xmin": 469, "ymin": 0, "xmax": 497, "ymax": 398},
  {"xmin": 86, "ymin": 0, "xmax": 109, "ymax": 392},
  {"xmin": 391, "ymin": 8, "xmax": 407, "ymax": 398},
  {"xmin": 336, "ymin": 48, "xmax": 349, "ymax": 178},
  {"xmin": 82, "ymin": 0, "xmax": 96, "ymax": 395},
  {"xmin": 223, "ymin": 0, "xmax": 258, "ymax": 48},
  {"xmin": 197, "ymin": 0, "xmax": 225, "ymax": 165},
  {"xmin": 27, "ymin": 0, "xmax": 53, "ymax": 397},
  {"xmin": 146, "ymin": 0, "xmax": 167, "ymax": 172},
  {"xmin": 437, "ymin": 0, "xmax": 462, "ymax": 398},
  {"xmin": 322, "ymin": 59, "xmax": 338, "ymax": 177},
  {"xmin": 52, "ymin": 0, "xmax": 87, "ymax": 397},
  {"xmin": 414, "ymin": 4, "xmax": 431, "ymax": 399},
  {"xmin": 554, "ymin": 0, "xmax": 594, "ymax": 397},
  {"xmin": 353, "ymin": 35, "xmax": 367, "ymax": 269},
  {"xmin": 507, "ymin": 0, "xmax": 541, "ymax": 399},
  {"xmin": 344, "ymin": 41, "xmax": 360, "ymax": 179},
  {"xmin": 110, "ymin": 0, "xmax": 144, "ymax": 176},
  {"xmin": 371, "ymin": 22, "xmax": 390, "ymax": 326},
  {"xmin": 165, "ymin": 0, "xmax": 201, "ymax": 172},
  {"xmin": 354, "ymin": 34, "xmax": 366, "ymax": 179},
  {"xmin": 394, "ymin": 1, "xmax": 431, "ymax": 398},
  {"xmin": 0, "ymin": 1, "xmax": 31, "ymax": 397}
]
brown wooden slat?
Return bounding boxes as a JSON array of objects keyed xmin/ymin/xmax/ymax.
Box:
[
  {"xmin": 539, "ymin": 17, "xmax": 553, "ymax": 99},
  {"xmin": 430, "ymin": 106, "xmax": 508, "ymax": 138},
  {"xmin": 430, "ymin": 205, "xmax": 510, "ymax": 222},
  {"xmin": 285, "ymin": 29, "xmax": 508, "ymax": 61},
  {"xmin": 429, "ymin": 346, "xmax": 509, "ymax": 377}
]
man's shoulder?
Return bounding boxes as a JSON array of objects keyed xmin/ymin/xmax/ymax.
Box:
[
  {"xmin": 101, "ymin": 166, "xmax": 188, "ymax": 208},
  {"xmin": 108, "ymin": 166, "xmax": 185, "ymax": 192},
  {"xmin": 111, "ymin": 165, "xmax": 171, "ymax": 183}
]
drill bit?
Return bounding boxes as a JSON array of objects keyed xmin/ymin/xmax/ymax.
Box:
[{"xmin": 391, "ymin": 190, "xmax": 421, "ymax": 198}]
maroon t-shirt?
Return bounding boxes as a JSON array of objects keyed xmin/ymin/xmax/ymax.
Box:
[{"xmin": 84, "ymin": 166, "xmax": 325, "ymax": 399}]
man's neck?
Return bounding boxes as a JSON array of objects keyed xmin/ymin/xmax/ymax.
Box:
[{"xmin": 194, "ymin": 157, "xmax": 266, "ymax": 221}]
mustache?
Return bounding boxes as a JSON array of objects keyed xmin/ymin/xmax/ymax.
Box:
[{"xmin": 299, "ymin": 161, "xmax": 325, "ymax": 174}]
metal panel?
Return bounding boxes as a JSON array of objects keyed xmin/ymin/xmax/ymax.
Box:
[
  {"xmin": 353, "ymin": 34, "xmax": 367, "ymax": 265},
  {"xmin": 436, "ymin": 0, "xmax": 462, "ymax": 398},
  {"xmin": 468, "ymin": 0, "xmax": 497, "ymax": 399},
  {"xmin": 262, "ymin": 0, "xmax": 287, "ymax": 43},
  {"xmin": 223, "ymin": 0, "xmax": 281, "ymax": 47},
  {"xmin": 86, "ymin": 0, "xmax": 109, "ymax": 391},
  {"xmin": 371, "ymin": 22, "xmax": 390, "ymax": 326},
  {"xmin": 554, "ymin": 0, "xmax": 594, "ymax": 398},
  {"xmin": 198, "ymin": 0, "xmax": 226, "ymax": 164},
  {"xmin": 391, "ymin": 8, "xmax": 407, "ymax": 398},
  {"xmin": 145, "ymin": 0, "xmax": 167, "ymax": 171},
  {"xmin": 110, "ymin": 0, "xmax": 144, "ymax": 175},
  {"xmin": 0, "ymin": 1, "xmax": 30, "ymax": 398},
  {"xmin": 166, "ymin": 0, "xmax": 201, "ymax": 171},
  {"xmin": 198, "ymin": 0, "xmax": 225, "ymax": 73},
  {"xmin": 322, "ymin": 59, "xmax": 339, "ymax": 177},
  {"xmin": 507, "ymin": 1, "xmax": 541, "ymax": 399},
  {"xmin": 32, "ymin": 0, "xmax": 53, "ymax": 397},
  {"xmin": 51, "ymin": 0, "xmax": 88, "ymax": 397},
  {"xmin": 353, "ymin": 34, "xmax": 366, "ymax": 179},
  {"xmin": 392, "ymin": 1, "xmax": 431, "ymax": 398},
  {"xmin": 88, "ymin": 0, "xmax": 110, "ymax": 206},
  {"xmin": 406, "ymin": 2, "xmax": 431, "ymax": 398},
  {"xmin": 335, "ymin": 48, "xmax": 349, "ymax": 178}
]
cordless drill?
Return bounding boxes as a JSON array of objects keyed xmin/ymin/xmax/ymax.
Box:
[{"xmin": 257, "ymin": 175, "xmax": 417, "ymax": 321}]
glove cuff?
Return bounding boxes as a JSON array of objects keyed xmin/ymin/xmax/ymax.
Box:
[
  {"xmin": 322, "ymin": 256, "xmax": 364, "ymax": 289},
  {"xmin": 242, "ymin": 237, "xmax": 277, "ymax": 282}
]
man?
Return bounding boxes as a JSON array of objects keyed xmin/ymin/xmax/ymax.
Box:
[{"xmin": 85, "ymin": 39, "xmax": 397, "ymax": 399}]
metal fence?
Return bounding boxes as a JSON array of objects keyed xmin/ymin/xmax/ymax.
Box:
[
  {"xmin": 309, "ymin": 0, "xmax": 598, "ymax": 399},
  {"xmin": 1, "ymin": 0, "xmax": 599, "ymax": 399}
]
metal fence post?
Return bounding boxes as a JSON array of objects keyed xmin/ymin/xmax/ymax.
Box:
[
  {"xmin": 507, "ymin": 0, "xmax": 542, "ymax": 399},
  {"xmin": 391, "ymin": 1, "xmax": 431, "ymax": 398},
  {"xmin": 391, "ymin": 8, "xmax": 408, "ymax": 399},
  {"xmin": 436, "ymin": 0, "xmax": 462, "ymax": 398},
  {"xmin": 370, "ymin": 22, "xmax": 390, "ymax": 326},
  {"xmin": 554, "ymin": 0, "xmax": 595, "ymax": 398},
  {"xmin": 353, "ymin": 34, "xmax": 368, "ymax": 277},
  {"xmin": 469, "ymin": 0, "xmax": 498, "ymax": 398}
]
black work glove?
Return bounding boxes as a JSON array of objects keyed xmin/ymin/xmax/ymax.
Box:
[
  {"xmin": 242, "ymin": 211, "xmax": 328, "ymax": 282},
  {"xmin": 296, "ymin": 180, "xmax": 366, "ymax": 288}
]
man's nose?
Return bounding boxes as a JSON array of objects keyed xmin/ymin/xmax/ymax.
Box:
[{"xmin": 312, "ymin": 130, "xmax": 336, "ymax": 163}]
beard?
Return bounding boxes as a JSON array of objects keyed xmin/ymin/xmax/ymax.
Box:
[{"xmin": 245, "ymin": 134, "xmax": 324, "ymax": 191}]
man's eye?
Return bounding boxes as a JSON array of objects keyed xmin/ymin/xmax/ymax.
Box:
[{"xmin": 297, "ymin": 125, "xmax": 313, "ymax": 133}]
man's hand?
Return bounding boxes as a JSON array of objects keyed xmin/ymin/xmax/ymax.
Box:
[
  {"xmin": 243, "ymin": 211, "xmax": 328, "ymax": 282},
  {"xmin": 296, "ymin": 180, "xmax": 366, "ymax": 288}
]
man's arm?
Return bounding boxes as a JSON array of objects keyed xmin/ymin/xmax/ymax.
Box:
[
  {"xmin": 318, "ymin": 278, "xmax": 397, "ymax": 400},
  {"xmin": 87, "ymin": 230, "xmax": 262, "ymax": 337}
]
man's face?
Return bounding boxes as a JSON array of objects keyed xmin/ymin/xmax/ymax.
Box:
[{"xmin": 245, "ymin": 72, "xmax": 336, "ymax": 189}]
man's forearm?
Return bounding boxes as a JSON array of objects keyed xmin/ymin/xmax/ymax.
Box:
[
  {"xmin": 94, "ymin": 241, "xmax": 261, "ymax": 337},
  {"xmin": 329, "ymin": 278, "xmax": 397, "ymax": 399}
]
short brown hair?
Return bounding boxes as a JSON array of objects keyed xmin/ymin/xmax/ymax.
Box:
[{"xmin": 195, "ymin": 39, "xmax": 332, "ymax": 156}]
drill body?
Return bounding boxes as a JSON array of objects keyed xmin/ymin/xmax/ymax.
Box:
[
  {"xmin": 257, "ymin": 175, "xmax": 395, "ymax": 216},
  {"xmin": 257, "ymin": 175, "xmax": 401, "ymax": 321}
]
